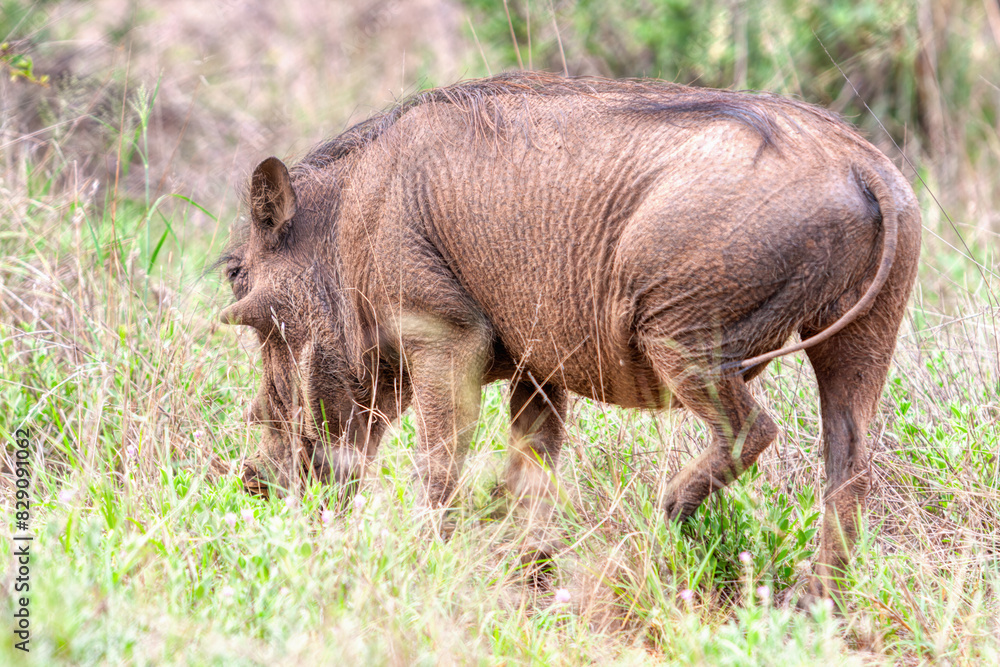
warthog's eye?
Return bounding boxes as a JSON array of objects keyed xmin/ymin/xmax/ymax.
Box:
[{"xmin": 226, "ymin": 266, "xmax": 241, "ymax": 283}]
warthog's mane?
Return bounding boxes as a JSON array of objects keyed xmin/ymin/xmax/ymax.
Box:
[{"xmin": 290, "ymin": 70, "xmax": 858, "ymax": 175}]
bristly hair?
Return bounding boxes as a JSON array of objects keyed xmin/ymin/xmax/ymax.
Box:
[
  {"xmin": 219, "ymin": 71, "xmax": 860, "ymax": 271},
  {"xmin": 290, "ymin": 70, "xmax": 858, "ymax": 174}
]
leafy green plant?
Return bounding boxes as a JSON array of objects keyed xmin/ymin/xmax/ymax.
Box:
[{"xmin": 1, "ymin": 42, "xmax": 48, "ymax": 85}]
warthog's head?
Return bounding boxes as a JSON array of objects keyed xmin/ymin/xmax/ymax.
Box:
[{"xmin": 219, "ymin": 157, "xmax": 365, "ymax": 493}]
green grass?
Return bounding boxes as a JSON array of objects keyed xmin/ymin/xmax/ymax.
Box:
[{"xmin": 1, "ymin": 154, "xmax": 998, "ymax": 665}]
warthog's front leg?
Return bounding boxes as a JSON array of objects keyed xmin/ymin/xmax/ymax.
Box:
[
  {"xmin": 309, "ymin": 408, "xmax": 392, "ymax": 501},
  {"xmin": 401, "ymin": 316, "xmax": 491, "ymax": 515},
  {"xmin": 506, "ymin": 380, "xmax": 566, "ymax": 573}
]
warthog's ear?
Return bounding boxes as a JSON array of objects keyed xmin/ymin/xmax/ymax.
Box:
[{"xmin": 250, "ymin": 157, "xmax": 296, "ymax": 243}]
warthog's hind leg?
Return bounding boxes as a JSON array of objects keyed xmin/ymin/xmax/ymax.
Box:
[
  {"xmin": 798, "ymin": 192, "xmax": 919, "ymax": 606},
  {"xmin": 644, "ymin": 345, "xmax": 779, "ymax": 522},
  {"xmin": 800, "ymin": 299, "xmax": 911, "ymax": 604}
]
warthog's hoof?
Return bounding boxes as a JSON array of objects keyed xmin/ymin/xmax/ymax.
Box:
[
  {"xmin": 662, "ymin": 494, "xmax": 701, "ymax": 522},
  {"xmin": 661, "ymin": 450, "xmax": 734, "ymax": 521},
  {"xmin": 661, "ymin": 473, "xmax": 713, "ymax": 522}
]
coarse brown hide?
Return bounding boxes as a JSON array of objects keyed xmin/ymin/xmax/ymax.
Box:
[{"xmin": 219, "ymin": 72, "xmax": 921, "ymax": 603}]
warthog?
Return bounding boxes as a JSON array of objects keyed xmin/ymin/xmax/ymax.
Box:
[{"xmin": 219, "ymin": 72, "xmax": 920, "ymax": 601}]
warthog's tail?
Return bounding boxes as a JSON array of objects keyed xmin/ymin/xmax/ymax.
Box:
[{"xmin": 738, "ymin": 161, "xmax": 899, "ymax": 371}]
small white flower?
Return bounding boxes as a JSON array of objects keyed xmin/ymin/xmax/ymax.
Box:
[
  {"xmin": 284, "ymin": 496, "xmax": 298, "ymax": 510},
  {"xmin": 240, "ymin": 508, "xmax": 254, "ymax": 523},
  {"xmin": 224, "ymin": 512, "xmax": 237, "ymax": 528},
  {"xmin": 756, "ymin": 585, "xmax": 770, "ymax": 601},
  {"xmin": 353, "ymin": 494, "xmax": 367, "ymax": 511},
  {"xmin": 322, "ymin": 509, "xmax": 335, "ymax": 525},
  {"xmin": 554, "ymin": 588, "xmax": 571, "ymax": 604},
  {"xmin": 125, "ymin": 444, "xmax": 137, "ymax": 459},
  {"xmin": 679, "ymin": 588, "xmax": 694, "ymax": 602},
  {"xmin": 739, "ymin": 551, "xmax": 752, "ymax": 564},
  {"xmin": 220, "ymin": 586, "xmax": 234, "ymax": 599},
  {"xmin": 58, "ymin": 489, "xmax": 74, "ymax": 504},
  {"xmin": 193, "ymin": 430, "xmax": 205, "ymax": 441}
]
